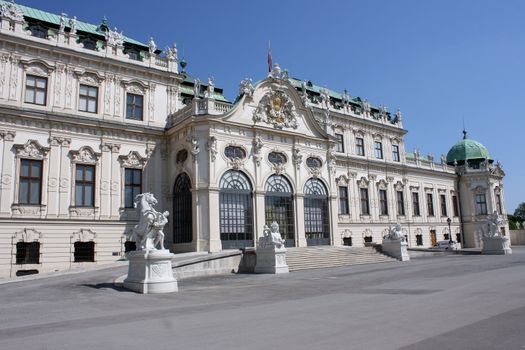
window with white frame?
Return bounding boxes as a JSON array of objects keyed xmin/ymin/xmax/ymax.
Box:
[
  {"xmin": 79, "ymin": 84, "xmax": 98, "ymax": 113},
  {"xmin": 25, "ymin": 75, "xmax": 47, "ymax": 105},
  {"xmin": 374, "ymin": 141, "xmax": 383, "ymax": 159},
  {"xmin": 392, "ymin": 144, "xmax": 400, "ymax": 162}
]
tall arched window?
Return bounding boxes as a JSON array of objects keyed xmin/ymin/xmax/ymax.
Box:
[
  {"xmin": 173, "ymin": 173, "xmax": 192, "ymax": 243},
  {"xmin": 304, "ymin": 178, "xmax": 330, "ymax": 245},
  {"xmin": 219, "ymin": 170, "xmax": 254, "ymax": 249},
  {"xmin": 265, "ymin": 175, "xmax": 295, "ymax": 246}
]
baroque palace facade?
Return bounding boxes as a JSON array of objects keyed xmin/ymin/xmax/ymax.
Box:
[{"xmin": 0, "ymin": 1, "xmax": 509, "ymax": 277}]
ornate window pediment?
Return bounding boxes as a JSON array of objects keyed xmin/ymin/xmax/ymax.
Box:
[
  {"xmin": 71, "ymin": 228, "xmax": 96, "ymax": 241},
  {"xmin": 336, "ymin": 174, "xmax": 349, "ymax": 185},
  {"xmin": 69, "ymin": 146, "xmax": 100, "ymax": 164},
  {"xmin": 394, "ymin": 181, "xmax": 404, "ymax": 191},
  {"xmin": 75, "ymin": 70, "xmax": 104, "ymax": 86},
  {"xmin": 122, "ymin": 80, "xmax": 147, "ymax": 95},
  {"xmin": 119, "ymin": 151, "xmax": 147, "ymax": 169},
  {"xmin": 13, "ymin": 140, "xmax": 49, "ymax": 159},
  {"xmin": 376, "ymin": 179, "xmax": 388, "ymax": 190},
  {"xmin": 473, "ymin": 185, "xmax": 487, "ymax": 194},
  {"xmin": 13, "ymin": 228, "xmax": 42, "ymax": 242},
  {"xmin": 21, "ymin": 60, "xmax": 54, "ymax": 76},
  {"xmin": 252, "ymin": 89, "xmax": 299, "ymax": 130},
  {"xmin": 357, "ymin": 177, "xmax": 369, "ymax": 188}
]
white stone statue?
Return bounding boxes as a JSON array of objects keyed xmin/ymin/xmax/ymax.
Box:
[
  {"xmin": 361, "ymin": 99, "xmax": 371, "ymax": 115},
  {"xmin": 239, "ymin": 78, "xmax": 254, "ymax": 97},
  {"xmin": 384, "ymin": 223, "xmax": 404, "ymax": 241},
  {"xmin": 165, "ymin": 42, "xmax": 178, "ymax": 60},
  {"xmin": 252, "ymin": 136, "xmax": 263, "ymax": 155},
  {"xmin": 259, "ymin": 221, "xmax": 285, "ymax": 249},
  {"xmin": 341, "ymin": 89, "xmax": 350, "ymax": 105},
  {"xmin": 69, "ymin": 16, "xmax": 77, "ymax": 35},
  {"xmin": 193, "ymin": 79, "xmax": 201, "ymax": 98},
  {"xmin": 105, "ymin": 27, "xmax": 124, "ymax": 47},
  {"xmin": 0, "ymin": 1, "xmax": 24, "ymax": 22},
  {"xmin": 59, "ymin": 13, "xmax": 67, "ymax": 33},
  {"xmin": 206, "ymin": 76, "xmax": 215, "ymax": 98},
  {"xmin": 484, "ymin": 211, "xmax": 504, "ymax": 238},
  {"xmin": 320, "ymin": 88, "xmax": 330, "ymax": 109},
  {"xmin": 269, "ymin": 63, "xmax": 282, "ymax": 78},
  {"xmin": 148, "ymin": 37, "xmax": 157, "ymax": 55},
  {"xmin": 394, "ymin": 108, "xmax": 402, "ymax": 123},
  {"xmin": 130, "ymin": 193, "xmax": 169, "ymax": 250}
]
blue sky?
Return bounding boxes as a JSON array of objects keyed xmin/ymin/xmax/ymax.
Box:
[{"xmin": 21, "ymin": 0, "xmax": 525, "ymax": 213}]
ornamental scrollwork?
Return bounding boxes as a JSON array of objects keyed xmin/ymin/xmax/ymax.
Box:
[{"xmin": 253, "ymin": 89, "xmax": 298, "ymax": 130}]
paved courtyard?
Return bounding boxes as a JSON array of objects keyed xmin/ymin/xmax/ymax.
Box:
[{"xmin": 1, "ymin": 248, "xmax": 525, "ymax": 350}]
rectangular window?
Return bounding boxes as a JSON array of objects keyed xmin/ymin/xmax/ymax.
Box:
[
  {"xmin": 16, "ymin": 242, "xmax": 40, "ymax": 264},
  {"xmin": 75, "ymin": 164, "xmax": 95, "ymax": 207},
  {"xmin": 452, "ymin": 195, "xmax": 459, "ymax": 217},
  {"xmin": 440, "ymin": 194, "xmax": 447, "ymax": 217},
  {"xmin": 335, "ymin": 133, "xmax": 344, "ymax": 153},
  {"xmin": 25, "ymin": 75, "xmax": 47, "ymax": 105},
  {"xmin": 338, "ymin": 186, "xmax": 349, "ymax": 215},
  {"xmin": 374, "ymin": 141, "xmax": 383, "ymax": 159},
  {"xmin": 397, "ymin": 190, "xmax": 405, "ymax": 216},
  {"xmin": 379, "ymin": 189, "xmax": 388, "ymax": 215},
  {"xmin": 416, "ymin": 234, "xmax": 423, "ymax": 246},
  {"xmin": 496, "ymin": 194, "xmax": 502, "ymax": 215},
  {"xmin": 19, "ymin": 159, "xmax": 42, "ymax": 205},
  {"xmin": 79, "ymin": 84, "xmax": 98, "ymax": 113},
  {"xmin": 427, "ymin": 193, "xmax": 434, "ymax": 216},
  {"xmin": 356, "ymin": 137, "xmax": 365, "ymax": 156},
  {"xmin": 412, "ymin": 192, "xmax": 420, "ymax": 216},
  {"xmin": 475, "ymin": 194, "xmax": 488, "ymax": 215},
  {"xmin": 125, "ymin": 168, "xmax": 142, "ymax": 208},
  {"xmin": 360, "ymin": 188, "xmax": 370, "ymax": 215},
  {"xmin": 392, "ymin": 145, "xmax": 400, "ymax": 162},
  {"xmin": 126, "ymin": 93, "xmax": 144, "ymax": 120},
  {"xmin": 74, "ymin": 241, "xmax": 95, "ymax": 262}
]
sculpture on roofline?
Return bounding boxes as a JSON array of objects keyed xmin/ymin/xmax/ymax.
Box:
[
  {"xmin": 59, "ymin": 13, "xmax": 67, "ymax": 33},
  {"xmin": 148, "ymin": 37, "xmax": 157, "ymax": 55},
  {"xmin": 165, "ymin": 42, "xmax": 178, "ymax": 60},
  {"xmin": 206, "ymin": 76, "xmax": 215, "ymax": 98},
  {"xmin": 239, "ymin": 78, "xmax": 254, "ymax": 97},
  {"xmin": 130, "ymin": 193, "xmax": 169, "ymax": 250},
  {"xmin": 193, "ymin": 79, "xmax": 201, "ymax": 98},
  {"xmin": 69, "ymin": 16, "xmax": 77, "ymax": 35}
]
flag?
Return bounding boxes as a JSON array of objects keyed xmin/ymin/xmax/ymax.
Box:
[{"xmin": 268, "ymin": 41, "xmax": 272, "ymax": 73}]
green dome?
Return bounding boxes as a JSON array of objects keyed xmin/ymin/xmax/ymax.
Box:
[{"xmin": 446, "ymin": 131, "xmax": 492, "ymax": 165}]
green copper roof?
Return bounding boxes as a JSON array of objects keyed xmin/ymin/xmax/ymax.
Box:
[
  {"xmin": 3, "ymin": 0, "xmax": 148, "ymax": 48},
  {"xmin": 446, "ymin": 131, "xmax": 491, "ymax": 165}
]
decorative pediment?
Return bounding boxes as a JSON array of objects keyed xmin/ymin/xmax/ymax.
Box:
[
  {"xmin": 75, "ymin": 70, "xmax": 104, "ymax": 85},
  {"xmin": 394, "ymin": 181, "xmax": 404, "ymax": 191},
  {"xmin": 472, "ymin": 185, "xmax": 487, "ymax": 194},
  {"xmin": 122, "ymin": 80, "xmax": 147, "ymax": 95},
  {"xmin": 336, "ymin": 174, "xmax": 349, "ymax": 185},
  {"xmin": 13, "ymin": 228, "xmax": 42, "ymax": 242},
  {"xmin": 69, "ymin": 146, "xmax": 100, "ymax": 164},
  {"xmin": 119, "ymin": 151, "xmax": 147, "ymax": 168},
  {"xmin": 357, "ymin": 177, "xmax": 369, "ymax": 188},
  {"xmin": 13, "ymin": 140, "xmax": 49, "ymax": 159},
  {"xmin": 376, "ymin": 179, "xmax": 388, "ymax": 190},
  {"xmin": 71, "ymin": 228, "xmax": 96, "ymax": 241},
  {"xmin": 21, "ymin": 60, "xmax": 54, "ymax": 76},
  {"xmin": 253, "ymin": 89, "xmax": 299, "ymax": 130}
]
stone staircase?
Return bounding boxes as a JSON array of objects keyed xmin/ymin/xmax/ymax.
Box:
[{"xmin": 285, "ymin": 246, "xmax": 398, "ymax": 271}]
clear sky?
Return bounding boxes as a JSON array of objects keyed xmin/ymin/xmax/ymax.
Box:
[{"xmin": 20, "ymin": 0, "xmax": 525, "ymax": 213}]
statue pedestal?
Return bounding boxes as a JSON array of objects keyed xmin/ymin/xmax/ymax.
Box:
[
  {"xmin": 382, "ymin": 239, "xmax": 410, "ymax": 261},
  {"xmin": 482, "ymin": 237, "xmax": 512, "ymax": 255},
  {"xmin": 255, "ymin": 246, "xmax": 289, "ymax": 274},
  {"xmin": 123, "ymin": 250, "xmax": 178, "ymax": 293}
]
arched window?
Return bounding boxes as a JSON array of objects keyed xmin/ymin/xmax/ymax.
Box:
[
  {"xmin": 304, "ymin": 178, "xmax": 330, "ymax": 245},
  {"xmin": 265, "ymin": 175, "xmax": 294, "ymax": 246},
  {"xmin": 219, "ymin": 170, "xmax": 253, "ymax": 249},
  {"xmin": 173, "ymin": 173, "xmax": 192, "ymax": 243}
]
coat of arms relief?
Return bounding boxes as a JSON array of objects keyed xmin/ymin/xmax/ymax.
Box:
[{"xmin": 252, "ymin": 89, "xmax": 299, "ymax": 130}]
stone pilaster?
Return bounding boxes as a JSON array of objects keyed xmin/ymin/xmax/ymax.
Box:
[
  {"xmin": 110, "ymin": 143, "xmax": 121, "ymax": 219},
  {"xmin": 0, "ymin": 130, "xmax": 15, "ymax": 217}
]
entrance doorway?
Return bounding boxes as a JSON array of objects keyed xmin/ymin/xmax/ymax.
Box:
[
  {"xmin": 430, "ymin": 229, "xmax": 437, "ymax": 246},
  {"xmin": 173, "ymin": 173, "xmax": 192, "ymax": 244},
  {"xmin": 265, "ymin": 175, "xmax": 295, "ymax": 247},
  {"xmin": 304, "ymin": 178, "xmax": 330, "ymax": 246}
]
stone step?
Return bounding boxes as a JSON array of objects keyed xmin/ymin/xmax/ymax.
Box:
[{"xmin": 284, "ymin": 246, "xmax": 397, "ymax": 271}]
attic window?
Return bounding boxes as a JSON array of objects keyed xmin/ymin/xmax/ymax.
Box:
[
  {"xmin": 82, "ymin": 38, "xmax": 97, "ymax": 51},
  {"xmin": 126, "ymin": 49, "xmax": 141, "ymax": 61},
  {"xmin": 28, "ymin": 24, "xmax": 48, "ymax": 39},
  {"xmin": 307, "ymin": 81, "xmax": 313, "ymax": 87},
  {"xmin": 306, "ymin": 157, "xmax": 322, "ymax": 169},
  {"xmin": 268, "ymin": 152, "xmax": 287, "ymax": 165},
  {"xmin": 224, "ymin": 146, "xmax": 246, "ymax": 160}
]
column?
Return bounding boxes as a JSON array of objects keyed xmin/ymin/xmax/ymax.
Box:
[
  {"xmin": 58, "ymin": 139, "xmax": 71, "ymax": 218},
  {"xmin": 295, "ymin": 194, "xmax": 307, "ymax": 247},
  {"xmin": 110, "ymin": 144, "xmax": 121, "ymax": 219},
  {"xmin": 99, "ymin": 143, "xmax": 112, "ymax": 219},
  {"xmin": 46, "ymin": 137, "xmax": 61, "ymax": 217}
]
